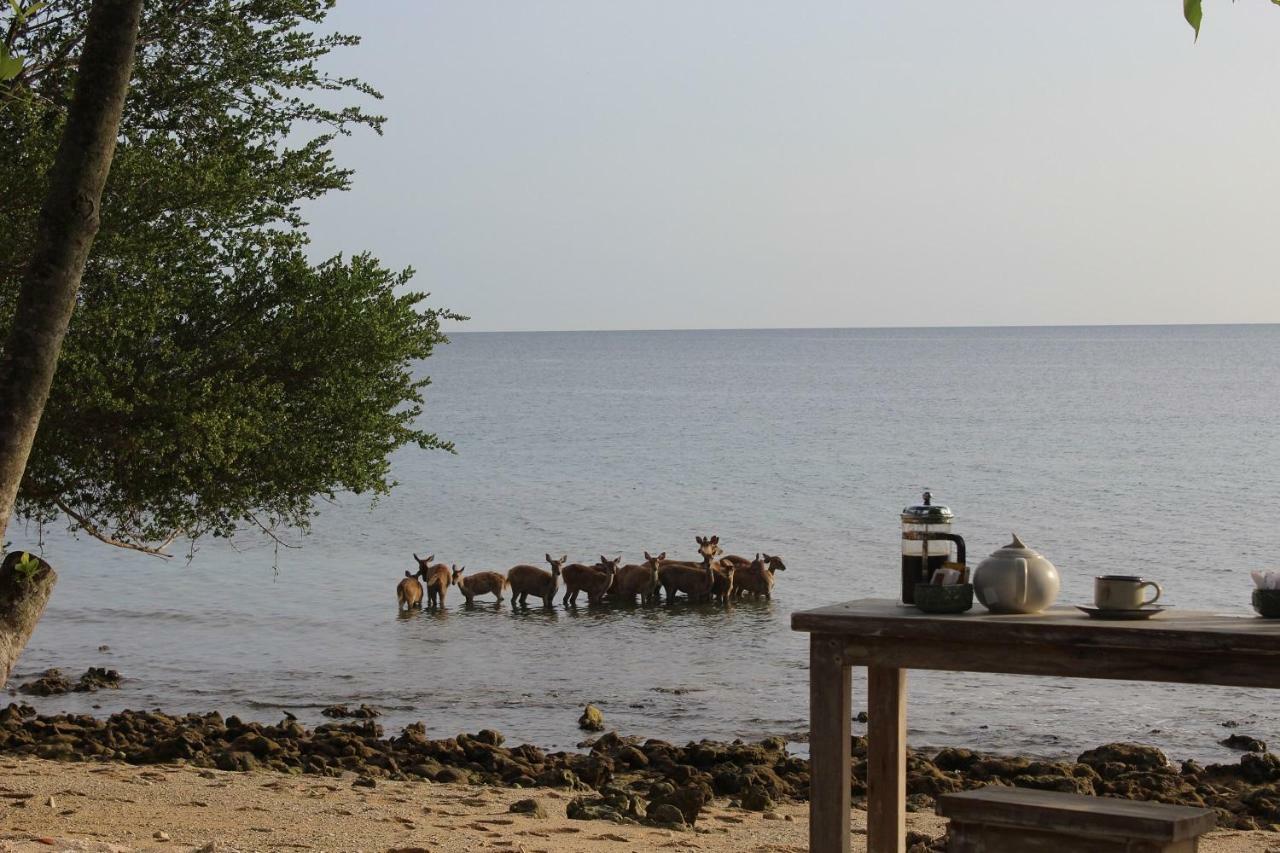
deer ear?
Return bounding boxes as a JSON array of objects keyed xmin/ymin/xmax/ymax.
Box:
[
  {"xmin": 426, "ymin": 554, "xmax": 434, "ymax": 563},
  {"xmin": 659, "ymin": 551, "xmax": 666, "ymax": 560},
  {"xmin": 644, "ymin": 551, "xmax": 652, "ymax": 560},
  {"xmin": 561, "ymin": 555, "xmax": 568, "ymax": 564},
  {"xmin": 695, "ymin": 536, "xmax": 704, "ymax": 545},
  {"xmin": 546, "ymin": 553, "xmax": 553, "ymax": 563},
  {"xmin": 711, "ymin": 535, "xmax": 719, "ymax": 544}
]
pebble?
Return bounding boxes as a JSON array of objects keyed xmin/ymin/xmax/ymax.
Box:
[{"xmin": 153, "ymin": 830, "xmax": 170, "ymax": 841}]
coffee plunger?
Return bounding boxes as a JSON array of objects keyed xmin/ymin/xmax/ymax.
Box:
[{"xmin": 900, "ymin": 491, "xmax": 967, "ymax": 604}]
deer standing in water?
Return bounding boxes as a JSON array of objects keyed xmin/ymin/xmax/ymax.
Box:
[
  {"xmin": 658, "ymin": 535, "xmax": 723, "ymax": 603},
  {"xmin": 613, "ymin": 552, "xmax": 665, "ymax": 605},
  {"xmin": 507, "ymin": 555, "xmax": 565, "ymax": 608},
  {"xmin": 452, "ymin": 566, "xmax": 510, "ymax": 604},
  {"xmin": 396, "ymin": 568, "xmax": 424, "ymax": 611},
  {"xmin": 414, "ymin": 553, "xmax": 453, "ymax": 608},
  {"xmin": 727, "ymin": 553, "xmax": 786, "ymax": 600},
  {"xmin": 562, "ymin": 555, "xmax": 620, "ymax": 605}
]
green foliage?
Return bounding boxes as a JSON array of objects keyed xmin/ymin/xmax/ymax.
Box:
[
  {"xmin": 0, "ymin": 1, "xmax": 45, "ymax": 82},
  {"xmin": 1184, "ymin": 0, "xmax": 1280, "ymax": 38},
  {"xmin": 11, "ymin": 551, "xmax": 41, "ymax": 584},
  {"xmin": 1, "ymin": 1, "xmax": 464, "ymax": 554}
]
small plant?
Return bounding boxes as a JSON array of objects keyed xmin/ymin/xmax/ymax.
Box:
[{"xmin": 11, "ymin": 552, "xmax": 41, "ymax": 585}]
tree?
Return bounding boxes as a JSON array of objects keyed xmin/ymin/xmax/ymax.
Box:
[
  {"xmin": 0, "ymin": 0, "xmax": 143, "ymax": 684},
  {"xmin": 0, "ymin": 1, "xmax": 462, "ymax": 559}
]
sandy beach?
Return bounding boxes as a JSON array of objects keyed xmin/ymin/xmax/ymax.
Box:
[{"xmin": 0, "ymin": 757, "xmax": 1275, "ymax": 853}]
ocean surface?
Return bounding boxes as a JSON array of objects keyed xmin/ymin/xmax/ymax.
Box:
[{"xmin": 10, "ymin": 325, "xmax": 1280, "ymax": 762}]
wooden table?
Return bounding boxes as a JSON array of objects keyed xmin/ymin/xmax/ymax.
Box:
[{"xmin": 791, "ymin": 599, "xmax": 1280, "ymax": 853}]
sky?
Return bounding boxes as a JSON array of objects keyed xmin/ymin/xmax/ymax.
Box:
[{"xmin": 302, "ymin": 2, "xmax": 1280, "ymax": 333}]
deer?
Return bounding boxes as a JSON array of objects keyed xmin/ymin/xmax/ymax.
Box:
[
  {"xmin": 452, "ymin": 566, "xmax": 509, "ymax": 604},
  {"xmin": 507, "ymin": 555, "xmax": 566, "ymax": 607},
  {"xmin": 562, "ymin": 555, "xmax": 620, "ymax": 606},
  {"xmin": 710, "ymin": 561, "xmax": 737, "ymax": 604},
  {"xmin": 396, "ymin": 568, "xmax": 424, "ymax": 611},
  {"xmin": 731, "ymin": 553, "xmax": 784, "ymax": 600},
  {"xmin": 612, "ymin": 551, "xmax": 665, "ymax": 605},
  {"xmin": 658, "ymin": 535, "xmax": 723, "ymax": 603},
  {"xmin": 722, "ymin": 552, "xmax": 786, "ymax": 575},
  {"xmin": 415, "ymin": 553, "xmax": 453, "ymax": 608}
]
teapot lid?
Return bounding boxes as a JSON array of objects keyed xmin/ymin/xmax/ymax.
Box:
[{"xmin": 901, "ymin": 490, "xmax": 954, "ymax": 524}]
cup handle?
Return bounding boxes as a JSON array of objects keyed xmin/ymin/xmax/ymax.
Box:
[
  {"xmin": 1140, "ymin": 582, "xmax": 1162, "ymax": 606},
  {"xmin": 1015, "ymin": 557, "xmax": 1028, "ymax": 607}
]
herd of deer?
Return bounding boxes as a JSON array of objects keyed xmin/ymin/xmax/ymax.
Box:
[{"xmin": 394, "ymin": 535, "xmax": 787, "ymax": 611}]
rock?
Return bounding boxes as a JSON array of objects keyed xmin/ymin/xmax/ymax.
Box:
[
  {"xmin": 74, "ymin": 667, "xmax": 121, "ymax": 692},
  {"xmin": 509, "ymin": 798, "xmax": 547, "ymax": 818},
  {"xmin": 153, "ymin": 830, "xmax": 170, "ymax": 841},
  {"xmin": 1223, "ymin": 734, "xmax": 1267, "ymax": 753},
  {"xmin": 649, "ymin": 782, "xmax": 709, "ymax": 826},
  {"xmin": 321, "ymin": 703, "xmax": 381, "ymax": 719},
  {"xmin": 353, "ymin": 776, "xmax": 376, "ymax": 789},
  {"xmin": 739, "ymin": 785, "xmax": 774, "ymax": 812},
  {"xmin": 578, "ymin": 704, "xmax": 605, "ymax": 732},
  {"xmin": 566, "ymin": 795, "xmax": 628, "ymax": 823},
  {"xmin": 648, "ymin": 803, "xmax": 687, "ymax": 827},
  {"xmin": 435, "ymin": 766, "xmax": 469, "ymax": 784},
  {"xmin": 1077, "ymin": 743, "xmax": 1170, "ymax": 774},
  {"xmin": 1013, "ymin": 773, "xmax": 1095, "ymax": 795},
  {"xmin": 19, "ymin": 669, "xmax": 72, "ymax": 696}
]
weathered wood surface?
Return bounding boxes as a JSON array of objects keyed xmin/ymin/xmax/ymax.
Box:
[
  {"xmin": 840, "ymin": 635, "xmax": 1280, "ymax": 690},
  {"xmin": 793, "ymin": 598, "xmax": 1280, "ymax": 655},
  {"xmin": 938, "ymin": 787, "xmax": 1216, "ymax": 842},
  {"xmin": 809, "ymin": 635, "xmax": 851, "ymax": 853},
  {"xmin": 866, "ymin": 666, "xmax": 906, "ymax": 853}
]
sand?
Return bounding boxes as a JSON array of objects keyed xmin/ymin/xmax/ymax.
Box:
[{"xmin": 0, "ymin": 757, "xmax": 1274, "ymax": 853}]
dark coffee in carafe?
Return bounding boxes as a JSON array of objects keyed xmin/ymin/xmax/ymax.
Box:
[{"xmin": 900, "ymin": 553, "xmax": 949, "ymax": 604}]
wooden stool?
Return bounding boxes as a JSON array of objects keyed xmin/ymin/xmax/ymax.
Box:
[{"xmin": 937, "ymin": 787, "xmax": 1217, "ymax": 853}]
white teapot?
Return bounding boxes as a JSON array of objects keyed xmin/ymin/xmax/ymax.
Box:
[{"xmin": 973, "ymin": 534, "xmax": 1060, "ymax": 614}]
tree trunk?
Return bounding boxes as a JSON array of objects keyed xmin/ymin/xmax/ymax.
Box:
[
  {"xmin": 0, "ymin": 552, "xmax": 56, "ymax": 687},
  {"xmin": 0, "ymin": 0, "xmax": 142, "ymax": 684}
]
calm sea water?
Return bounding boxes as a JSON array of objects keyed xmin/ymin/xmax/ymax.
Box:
[{"xmin": 10, "ymin": 325, "xmax": 1280, "ymax": 762}]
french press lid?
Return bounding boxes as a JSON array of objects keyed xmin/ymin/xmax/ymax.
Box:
[{"xmin": 901, "ymin": 490, "xmax": 954, "ymax": 524}]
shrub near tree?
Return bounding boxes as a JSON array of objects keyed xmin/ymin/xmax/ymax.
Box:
[{"xmin": 0, "ymin": 1, "xmax": 461, "ymax": 680}]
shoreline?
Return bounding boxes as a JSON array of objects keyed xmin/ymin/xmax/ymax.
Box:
[{"xmin": 1, "ymin": 704, "xmax": 1278, "ymax": 839}]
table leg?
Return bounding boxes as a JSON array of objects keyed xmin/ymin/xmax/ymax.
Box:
[
  {"xmin": 867, "ymin": 665, "xmax": 906, "ymax": 853},
  {"xmin": 810, "ymin": 634, "xmax": 851, "ymax": 853}
]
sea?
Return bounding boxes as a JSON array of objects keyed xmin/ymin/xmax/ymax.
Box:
[{"xmin": 9, "ymin": 324, "xmax": 1280, "ymax": 763}]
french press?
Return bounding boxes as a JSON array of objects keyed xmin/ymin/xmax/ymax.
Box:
[{"xmin": 900, "ymin": 491, "xmax": 967, "ymax": 604}]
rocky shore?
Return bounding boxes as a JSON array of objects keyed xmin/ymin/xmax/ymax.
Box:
[{"xmin": 1, "ymin": 702, "xmax": 1278, "ymax": 837}]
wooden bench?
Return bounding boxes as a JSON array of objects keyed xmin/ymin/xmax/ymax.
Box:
[{"xmin": 937, "ymin": 787, "xmax": 1217, "ymax": 853}]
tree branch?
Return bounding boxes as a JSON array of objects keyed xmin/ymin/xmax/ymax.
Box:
[{"xmin": 53, "ymin": 497, "xmax": 176, "ymax": 558}]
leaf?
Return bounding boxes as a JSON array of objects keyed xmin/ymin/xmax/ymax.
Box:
[
  {"xmin": 0, "ymin": 50, "xmax": 23, "ymax": 82},
  {"xmin": 1184, "ymin": 0, "xmax": 1203, "ymax": 39}
]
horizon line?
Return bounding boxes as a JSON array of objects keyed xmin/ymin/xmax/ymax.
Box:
[{"xmin": 447, "ymin": 320, "xmax": 1280, "ymax": 335}]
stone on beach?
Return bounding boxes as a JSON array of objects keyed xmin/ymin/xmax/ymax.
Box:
[{"xmin": 578, "ymin": 704, "xmax": 605, "ymax": 732}]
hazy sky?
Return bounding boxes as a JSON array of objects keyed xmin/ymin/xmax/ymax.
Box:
[{"xmin": 303, "ymin": 2, "xmax": 1280, "ymax": 332}]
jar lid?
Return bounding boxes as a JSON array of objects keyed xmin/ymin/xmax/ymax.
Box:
[{"xmin": 901, "ymin": 490, "xmax": 954, "ymax": 524}]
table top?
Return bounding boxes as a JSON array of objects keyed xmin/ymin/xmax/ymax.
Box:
[{"xmin": 792, "ymin": 598, "xmax": 1280, "ymax": 654}]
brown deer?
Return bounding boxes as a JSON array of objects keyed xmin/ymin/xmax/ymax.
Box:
[
  {"xmin": 658, "ymin": 535, "xmax": 722, "ymax": 603},
  {"xmin": 731, "ymin": 553, "xmax": 784, "ymax": 600},
  {"xmin": 562, "ymin": 555, "xmax": 620, "ymax": 605},
  {"xmin": 612, "ymin": 551, "xmax": 665, "ymax": 605},
  {"xmin": 396, "ymin": 569, "xmax": 424, "ymax": 611},
  {"xmin": 451, "ymin": 566, "xmax": 509, "ymax": 604},
  {"xmin": 710, "ymin": 561, "xmax": 736, "ymax": 604},
  {"xmin": 507, "ymin": 555, "xmax": 565, "ymax": 607},
  {"xmin": 414, "ymin": 553, "xmax": 453, "ymax": 608}
]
